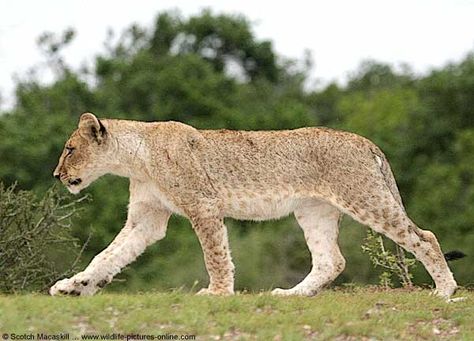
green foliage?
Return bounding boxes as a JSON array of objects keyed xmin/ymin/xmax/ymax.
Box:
[
  {"xmin": 0, "ymin": 10, "xmax": 473, "ymax": 292},
  {"xmin": 361, "ymin": 230, "xmax": 417, "ymax": 288},
  {"xmin": 0, "ymin": 183, "xmax": 88, "ymax": 293}
]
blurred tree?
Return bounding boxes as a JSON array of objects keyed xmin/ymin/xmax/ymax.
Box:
[
  {"xmin": 179, "ymin": 10, "xmax": 279, "ymax": 82},
  {"xmin": 347, "ymin": 60, "xmax": 414, "ymax": 91}
]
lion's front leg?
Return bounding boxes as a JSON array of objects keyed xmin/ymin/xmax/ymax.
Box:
[
  {"xmin": 191, "ymin": 215, "xmax": 235, "ymax": 296},
  {"xmin": 50, "ymin": 194, "xmax": 170, "ymax": 296}
]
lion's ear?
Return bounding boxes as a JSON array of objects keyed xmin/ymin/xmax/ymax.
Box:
[{"xmin": 78, "ymin": 112, "xmax": 106, "ymax": 144}]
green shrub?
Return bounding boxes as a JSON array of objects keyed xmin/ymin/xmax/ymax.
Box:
[
  {"xmin": 361, "ymin": 229, "xmax": 416, "ymax": 288},
  {"xmin": 0, "ymin": 183, "xmax": 88, "ymax": 293}
]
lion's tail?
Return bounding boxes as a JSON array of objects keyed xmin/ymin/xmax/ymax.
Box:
[{"xmin": 444, "ymin": 250, "xmax": 467, "ymax": 261}]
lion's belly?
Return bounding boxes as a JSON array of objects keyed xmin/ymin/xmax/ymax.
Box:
[{"xmin": 222, "ymin": 190, "xmax": 301, "ymax": 221}]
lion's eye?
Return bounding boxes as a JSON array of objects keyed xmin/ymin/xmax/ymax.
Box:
[{"xmin": 66, "ymin": 147, "xmax": 75, "ymax": 156}]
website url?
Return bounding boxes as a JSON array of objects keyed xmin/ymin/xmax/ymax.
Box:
[
  {"xmin": 1, "ymin": 334, "xmax": 195, "ymax": 341},
  {"xmin": 81, "ymin": 334, "xmax": 195, "ymax": 341}
]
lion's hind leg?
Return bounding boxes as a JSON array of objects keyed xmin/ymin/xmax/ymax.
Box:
[
  {"xmin": 336, "ymin": 183, "xmax": 457, "ymax": 299},
  {"xmin": 272, "ymin": 200, "xmax": 344, "ymax": 296}
]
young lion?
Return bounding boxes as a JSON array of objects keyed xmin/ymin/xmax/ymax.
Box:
[{"xmin": 50, "ymin": 113, "xmax": 458, "ymax": 299}]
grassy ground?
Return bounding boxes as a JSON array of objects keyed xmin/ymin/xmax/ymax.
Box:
[{"xmin": 0, "ymin": 287, "xmax": 472, "ymax": 340}]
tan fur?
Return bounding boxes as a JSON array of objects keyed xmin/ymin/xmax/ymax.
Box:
[{"xmin": 50, "ymin": 113, "xmax": 457, "ymax": 299}]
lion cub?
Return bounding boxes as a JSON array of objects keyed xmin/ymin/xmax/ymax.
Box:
[{"xmin": 50, "ymin": 113, "xmax": 458, "ymax": 299}]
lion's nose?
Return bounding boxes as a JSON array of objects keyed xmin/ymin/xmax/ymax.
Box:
[{"xmin": 53, "ymin": 172, "xmax": 61, "ymax": 180}]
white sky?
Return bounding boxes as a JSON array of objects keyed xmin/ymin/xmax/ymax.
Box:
[{"xmin": 1, "ymin": 0, "xmax": 474, "ymax": 110}]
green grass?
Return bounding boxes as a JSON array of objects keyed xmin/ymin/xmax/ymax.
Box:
[{"xmin": 0, "ymin": 288, "xmax": 472, "ymax": 340}]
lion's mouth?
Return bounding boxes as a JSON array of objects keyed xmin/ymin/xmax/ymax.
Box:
[{"xmin": 68, "ymin": 178, "xmax": 82, "ymax": 186}]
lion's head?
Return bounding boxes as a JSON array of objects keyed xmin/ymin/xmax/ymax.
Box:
[{"xmin": 53, "ymin": 113, "xmax": 109, "ymax": 194}]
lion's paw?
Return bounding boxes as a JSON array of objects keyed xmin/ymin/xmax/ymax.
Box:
[
  {"xmin": 431, "ymin": 282, "xmax": 458, "ymax": 300},
  {"xmin": 50, "ymin": 278, "xmax": 83, "ymax": 296},
  {"xmin": 196, "ymin": 287, "xmax": 233, "ymax": 296},
  {"xmin": 196, "ymin": 288, "xmax": 212, "ymax": 296},
  {"xmin": 49, "ymin": 273, "xmax": 101, "ymax": 297},
  {"xmin": 447, "ymin": 297, "xmax": 467, "ymax": 303},
  {"xmin": 271, "ymin": 288, "xmax": 294, "ymax": 296},
  {"xmin": 271, "ymin": 287, "xmax": 318, "ymax": 297}
]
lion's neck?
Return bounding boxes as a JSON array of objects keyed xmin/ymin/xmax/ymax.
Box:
[{"xmin": 103, "ymin": 121, "xmax": 152, "ymax": 180}]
